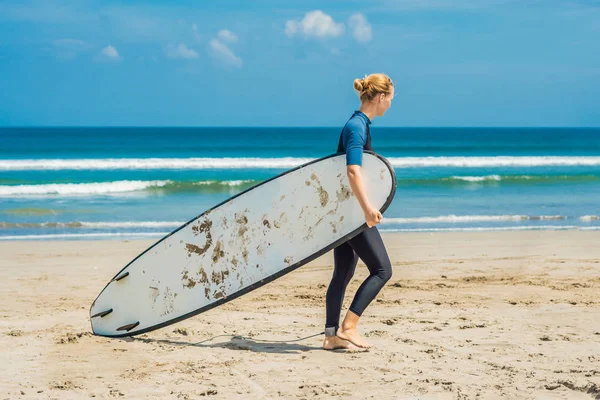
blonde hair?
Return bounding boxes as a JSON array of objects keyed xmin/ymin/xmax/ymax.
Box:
[{"xmin": 353, "ymin": 73, "xmax": 394, "ymax": 103}]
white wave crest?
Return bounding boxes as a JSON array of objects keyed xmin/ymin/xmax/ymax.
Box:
[
  {"xmin": 2, "ymin": 156, "xmax": 600, "ymax": 171},
  {"xmin": 0, "ymin": 232, "xmax": 169, "ymax": 240},
  {"xmin": 0, "ymin": 179, "xmax": 258, "ymax": 197},
  {"xmin": 194, "ymin": 179, "xmax": 254, "ymax": 186},
  {"xmin": 447, "ymin": 175, "xmax": 502, "ymax": 182},
  {"xmin": 380, "ymin": 215, "xmax": 566, "ymax": 224},
  {"xmin": 580, "ymin": 215, "xmax": 600, "ymax": 222},
  {"xmin": 0, "ymin": 157, "xmax": 313, "ymax": 171},
  {"xmin": 0, "ymin": 180, "xmax": 170, "ymax": 196},
  {"xmin": 380, "ymin": 225, "xmax": 587, "ymax": 232},
  {"xmin": 0, "ymin": 221, "xmax": 185, "ymax": 228},
  {"xmin": 82, "ymin": 221, "xmax": 184, "ymax": 228},
  {"xmin": 388, "ymin": 156, "xmax": 600, "ymax": 168}
]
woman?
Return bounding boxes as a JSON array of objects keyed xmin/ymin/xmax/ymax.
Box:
[{"xmin": 323, "ymin": 73, "xmax": 395, "ymax": 351}]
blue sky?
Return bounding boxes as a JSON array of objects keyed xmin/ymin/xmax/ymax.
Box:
[{"xmin": 0, "ymin": 0, "xmax": 598, "ymax": 127}]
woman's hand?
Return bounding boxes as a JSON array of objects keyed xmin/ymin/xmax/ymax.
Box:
[{"xmin": 364, "ymin": 206, "xmax": 382, "ymax": 228}]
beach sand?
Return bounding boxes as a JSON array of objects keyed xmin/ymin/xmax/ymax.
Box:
[{"xmin": 1, "ymin": 231, "xmax": 599, "ymax": 399}]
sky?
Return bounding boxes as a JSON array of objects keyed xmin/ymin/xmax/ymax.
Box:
[{"xmin": 0, "ymin": 0, "xmax": 599, "ymax": 127}]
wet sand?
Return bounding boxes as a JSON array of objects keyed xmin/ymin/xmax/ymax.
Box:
[{"xmin": 1, "ymin": 231, "xmax": 599, "ymax": 399}]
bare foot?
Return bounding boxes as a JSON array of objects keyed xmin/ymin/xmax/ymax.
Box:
[
  {"xmin": 322, "ymin": 335, "xmax": 359, "ymax": 351},
  {"xmin": 336, "ymin": 327, "xmax": 372, "ymax": 348}
]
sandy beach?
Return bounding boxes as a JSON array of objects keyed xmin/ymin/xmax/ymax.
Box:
[{"xmin": 1, "ymin": 231, "xmax": 599, "ymax": 399}]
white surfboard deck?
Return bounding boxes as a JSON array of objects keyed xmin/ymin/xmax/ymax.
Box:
[{"xmin": 90, "ymin": 151, "xmax": 396, "ymax": 337}]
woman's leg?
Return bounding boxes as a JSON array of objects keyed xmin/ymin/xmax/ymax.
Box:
[
  {"xmin": 338, "ymin": 226, "xmax": 392, "ymax": 348},
  {"xmin": 348, "ymin": 226, "xmax": 393, "ymax": 315},
  {"xmin": 323, "ymin": 240, "xmax": 358, "ymax": 350},
  {"xmin": 325, "ymin": 240, "xmax": 358, "ymax": 335}
]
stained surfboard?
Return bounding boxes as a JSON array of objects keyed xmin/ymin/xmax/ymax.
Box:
[{"xmin": 90, "ymin": 151, "xmax": 396, "ymax": 337}]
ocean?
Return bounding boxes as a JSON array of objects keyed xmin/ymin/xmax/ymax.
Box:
[{"xmin": 1, "ymin": 126, "xmax": 599, "ymax": 240}]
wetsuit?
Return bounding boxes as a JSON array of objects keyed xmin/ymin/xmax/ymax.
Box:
[{"xmin": 324, "ymin": 110, "xmax": 393, "ymax": 337}]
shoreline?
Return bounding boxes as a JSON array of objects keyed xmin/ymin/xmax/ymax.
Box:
[{"xmin": 2, "ymin": 226, "xmax": 600, "ymax": 242}]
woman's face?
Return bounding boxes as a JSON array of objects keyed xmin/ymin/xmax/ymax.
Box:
[{"xmin": 376, "ymin": 86, "xmax": 394, "ymax": 116}]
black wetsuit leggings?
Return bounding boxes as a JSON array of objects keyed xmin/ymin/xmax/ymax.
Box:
[{"xmin": 325, "ymin": 225, "xmax": 393, "ymax": 334}]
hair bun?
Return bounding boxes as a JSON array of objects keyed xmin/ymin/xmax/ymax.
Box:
[{"xmin": 353, "ymin": 78, "xmax": 364, "ymax": 92}]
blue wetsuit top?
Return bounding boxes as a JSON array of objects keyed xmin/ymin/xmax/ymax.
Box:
[{"xmin": 338, "ymin": 110, "xmax": 372, "ymax": 166}]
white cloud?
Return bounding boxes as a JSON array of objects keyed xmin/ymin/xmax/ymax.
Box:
[
  {"xmin": 208, "ymin": 38, "xmax": 242, "ymax": 68},
  {"xmin": 285, "ymin": 20, "xmax": 298, "ymax": 37},
  {"xmin": 192, "ymin": 24, "xmax": 202, "ymax": 41},
  {"xmin": 99, "ymin": 45, "xmax": 120, "ymax": 61},
  {"xmin": 166, "ymin": 43, "xmax": 199, "ymax": 59},
  {"xmin": 348, "ymin": 13, "xmax": 372, "ymax": 43},
  {"xmin": 285, "ymin": 10, "xmax": 345, "ymax": 39},
  {"xmin": 217, "ymin": 29, "xmax": 238, "ymax": 43}
]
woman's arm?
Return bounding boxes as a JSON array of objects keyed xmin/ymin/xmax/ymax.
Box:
[
  {"xmin": 343, "ymin": 121, "xmax": 382, "ymax": 227},
  {"xmin": 347, "ymin": 165, "xmax": 372, "ymax": 212},
  {"xmin": 347, "ymin": 165, "xmax": 382, "ymax": 227}
]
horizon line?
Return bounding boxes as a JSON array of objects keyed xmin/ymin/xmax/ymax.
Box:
[{"xmin": 1, "ymin": 125, "xmax": 600, "ymax": 129}]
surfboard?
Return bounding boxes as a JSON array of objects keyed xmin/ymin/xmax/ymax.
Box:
[{"xmin": 90, "ymin": 151, "xmax": 396, "ymax": 338}]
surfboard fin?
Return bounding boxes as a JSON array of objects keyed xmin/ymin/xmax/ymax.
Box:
[
  {"xmin": 91, "ymin": 308, "xmax": 113, "ymax": 318},
  {"xmin": 116, "ymin": 322, "xmax": 140, "ymax": 332},
  {"xmin": 112, "ymin": 271, "xmax": 129, "ymax": 282}
]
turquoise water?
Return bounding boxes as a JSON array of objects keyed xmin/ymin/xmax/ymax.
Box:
[{"xmin": 1, "ymin": 127, "xmax": 599, "ymax": 240}]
